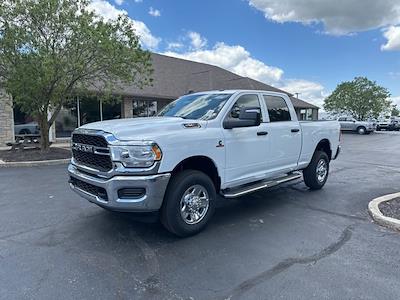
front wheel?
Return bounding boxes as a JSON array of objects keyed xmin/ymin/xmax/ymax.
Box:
[
  {"xmin": 161, "ymin": 170, "xmax": 216, "ymax": 237},
  {"xmin": 303, "ymin": 151, "xmax": 329, "ymax": 190},
  {"xmin": 357, "ymin": 126, "xmax": 366, "ymax": 135}
]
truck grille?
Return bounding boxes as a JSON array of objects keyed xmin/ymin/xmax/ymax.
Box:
[
  {"xmin": 72, "ymin": 133, "xmax": 108, "ymax": 148},
  {"xmin": 71, "ymin": 133, "xmax": 113, "ymax": 172},
  {"xmin": 69, "ymin": 177, "xmax": 108, "ymax": 201}
]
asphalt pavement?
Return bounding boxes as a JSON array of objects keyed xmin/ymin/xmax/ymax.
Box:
[{"xmin": 1, "ymin": 132, "xmax": 400, "ymax": 299}]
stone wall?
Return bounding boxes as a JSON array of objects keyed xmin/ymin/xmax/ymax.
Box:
[
  {"xmin": 0, "ymin": 89, "xmax": 14, "ymax": 145},
  {"xmin": 122, "ymin": 96, "xmax": 133, "ymax": 118}
]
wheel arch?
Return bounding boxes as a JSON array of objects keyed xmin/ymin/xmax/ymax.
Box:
[
  {"xmin": 171, "ymin": 155, "xmax": 221, "ymax": 192},
  {"xmin": 314, "ymin": 139, "xmax": 332, "ymax": 161}
]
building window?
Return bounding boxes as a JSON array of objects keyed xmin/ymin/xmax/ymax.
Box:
[
  {"xmin": 13, "ymin": 104, "xmax": 39, "ymax": 135},
  {"xmin": 55, "ymin": 96, "xmax": 121, "ymax": 138},
  {"xmin": 55, "ymin": 101, "xmax": 78, "ymax": 138},
  {"xmin": 300, "ymin": 108, "xmax": 313, "ymax": 121},
  {"xmin": 132, "ymin": 100, "xmax": 157, "ymax": 117}
]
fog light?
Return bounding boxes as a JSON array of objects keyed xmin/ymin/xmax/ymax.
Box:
[{"xmin": 118, "ymin": 188, "xmax": 146, "ymax": 199}]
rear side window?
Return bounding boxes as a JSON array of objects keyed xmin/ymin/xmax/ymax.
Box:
[
  {"xmin": 338, "ymin": 117, "xmax": 346, "ymax": 121},
  {"xmin": 263, "ymin": 95, "xmax": 291, "ymax": 122}
]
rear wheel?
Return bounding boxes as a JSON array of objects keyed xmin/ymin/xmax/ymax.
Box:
[
  {"xmin": 161, "ymin": 170, "xmax": 216, "ymax": 237},
  {"xmin": 303, "ymin": 151, "xmax": 329, "ymax": 190}
]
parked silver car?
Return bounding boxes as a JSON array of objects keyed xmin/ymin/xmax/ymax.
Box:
[{"xmin": 338, "ymin": 117, "xmax": 375, "ymax": 135}]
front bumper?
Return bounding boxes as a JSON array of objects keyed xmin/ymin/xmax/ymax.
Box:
[{"xmin": 68, "ymin": 163, "xmax": 171, "ymax": 212}]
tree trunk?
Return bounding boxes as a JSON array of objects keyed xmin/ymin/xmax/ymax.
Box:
[{"xmin": 38, "ymin": 114, "xmax": 50, "ymax": 152}]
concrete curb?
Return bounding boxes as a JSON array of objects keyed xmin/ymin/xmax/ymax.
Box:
[
  {"xmin": 368, "ymin": 192, "xmax": 400, "ymax": 231},
  {"xmin": 0, "ymin": 158, "xmax": 70, "ymax": 168}
]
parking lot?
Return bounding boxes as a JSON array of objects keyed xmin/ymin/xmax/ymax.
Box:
[{"xmin": 1, "ymin": 132, "xmax": 400, "ymax": 300}]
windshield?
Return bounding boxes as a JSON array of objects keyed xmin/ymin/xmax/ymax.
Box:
[{"xmin": 158, "ymin": 93, "xmax": 232, "ymax": 120}]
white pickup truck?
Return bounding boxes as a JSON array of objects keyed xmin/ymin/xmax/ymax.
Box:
[{"xmin": 68, "ymin": 90, "xmax": 341, "ymax": 236}]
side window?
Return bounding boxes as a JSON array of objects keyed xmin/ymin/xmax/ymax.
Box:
[
  {"xmin": 263, "ymin": 95, "xmax": 291, "ymax": 122},
  {"xmin": 338, "ymin": 117, "xmax": 346, "ymax": 121},
  {"xmin": 230, "ymin": 94, "xmax": 261, "ymax": 119}
]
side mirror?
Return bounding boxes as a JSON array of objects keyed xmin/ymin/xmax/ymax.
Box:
[{"xmin": 223, "ymin": 107, "xmax": 261, "ymax": 129}]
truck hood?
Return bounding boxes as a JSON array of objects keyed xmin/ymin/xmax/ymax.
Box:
[{"xmin": 79, "ymin": 117, "xmax": 207, "ymax": 141}]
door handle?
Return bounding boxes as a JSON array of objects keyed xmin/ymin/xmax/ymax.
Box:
[
  {"xmin": 291, "ymin": 128, "xmax": 300, "ymax": 133},
  {"xmin": 257, "ymin": 131, "xmax": 268, "ymax": 136}
]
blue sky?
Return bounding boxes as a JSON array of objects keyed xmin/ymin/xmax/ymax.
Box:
[{"xmin": 89, "ymin": 0, "xmax": 400, "ymax": 108}]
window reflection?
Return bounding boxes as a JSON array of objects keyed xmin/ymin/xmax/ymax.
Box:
[
  {"xmin": 132, "ymin": 100, "xmax": 157, "ymax": 117},
  {"xmin": 158, "ymin": 93, "xmax": 232, "ymax": 120}
]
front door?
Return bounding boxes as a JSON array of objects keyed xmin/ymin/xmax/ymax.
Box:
[
  {"xmin": 340, "ymin": 117, "xmax": 355, "ymax": 131},
  {"xmin": 222, "ymin": 93, "xmax": 269, "ymax": 187}
]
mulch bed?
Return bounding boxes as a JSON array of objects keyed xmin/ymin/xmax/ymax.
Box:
[
  {"xmin": 0, "ymin": 148, "xmax": 71, "ymax": 162},
  {"xmin": 379, "ymin": 197, "xmax": 400, "ymax": 220}
]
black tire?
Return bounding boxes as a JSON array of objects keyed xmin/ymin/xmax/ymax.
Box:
[
  {"xmin": 303, "ymin": 151, "xmax": 329, "ymax": 190},
  {"xmin": 161, "ymin": 170, "xmax": 216, "ymax": 237},
  {"xmin": 357, "ymin": 126, "xmax": 366, "ymax": 135},
  {"xmin": 376, "ymin": 126, "xmax": 381, "ymax": 131}
]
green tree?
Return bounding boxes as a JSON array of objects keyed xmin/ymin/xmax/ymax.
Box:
[
  {"xmin": 392, "ymin": 105, "xmax": 400, "ymax": 117},
  {"xmin": 324, "ymin": 77, "xmax": 391, "ymax": 120},
  {"xmin": 0, "ymin": 0, "xmax": 152, "ymax": 150}
]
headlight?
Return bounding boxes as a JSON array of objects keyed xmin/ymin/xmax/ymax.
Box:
[{"xmin": 110, "ymin": 143, "xmax": 162, "ymax": 168}]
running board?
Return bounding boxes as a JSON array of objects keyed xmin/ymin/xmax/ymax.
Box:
[{"xmin": 221, "ymin": 172, "xmax": 302, "ymax": 198}]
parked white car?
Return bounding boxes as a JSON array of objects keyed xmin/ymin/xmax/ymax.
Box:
[
  {"xmin": 68, "ymin": 90, "xmax": 341, "ymax": 236},
  {"xmin": 376, "ymin": 117, "xmax": 400, "ymax": 131}
]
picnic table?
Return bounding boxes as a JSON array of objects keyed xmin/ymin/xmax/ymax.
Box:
[{"xmin": 6, "ymin": 134, "xmax": 51, "ymax": 151}]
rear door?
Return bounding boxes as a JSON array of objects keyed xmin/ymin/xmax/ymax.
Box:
[{"xmin": 263, "ymin": 94, "xmax": 302, "ymax": 173}]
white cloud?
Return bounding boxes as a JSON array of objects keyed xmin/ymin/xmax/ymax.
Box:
[
  {"xmin": 114, "ymin": 0, "xmax": 123, "ymax": 5},
  {"xmin": 188, "ymin": 32, "xmax": 207, "ymax": 50},
  {"xmin": 279, "ymin": 79, "xmax": 329, "ymax": 107},
  {"xmin": 164, "ymin": 39, "xmax": 328, "ymax": 107},
  {"xmin": 167, "ymin": 42, "xmax": 184, "ymax": 50},
  {"xmin": 148, "ymin": 7, "xmax": 161, "ymax": 17},
  {"xmin": 164, "ymin": 42, "xmax": 284, "ymax": 83},
  {"xmin": 249, "ymin": 0, "xmax": 400, "ymax": 35},
  {"xmin": 391, "ymin": 96, "xmax": 400, "ymax": 107},
  {"xmin": 381, "ymin": 26, "xmax": 400, "ymax": 51},
  {"xmin": 88, "ymin": 0, "xmax": 160, "ymax": 49}
]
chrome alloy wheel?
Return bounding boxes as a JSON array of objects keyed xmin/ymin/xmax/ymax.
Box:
[
  {"xmin": 316, "ymin": 159, "xmax": 328, "ymax": 183},
  {"xmin": 180, "ymin": 184, "xmax": 210, "ymax": 225}
]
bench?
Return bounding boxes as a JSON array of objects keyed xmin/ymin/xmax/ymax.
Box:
[{"xmin": 6, "ymin": 134, "xmax": 51, "ymax": 151}]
